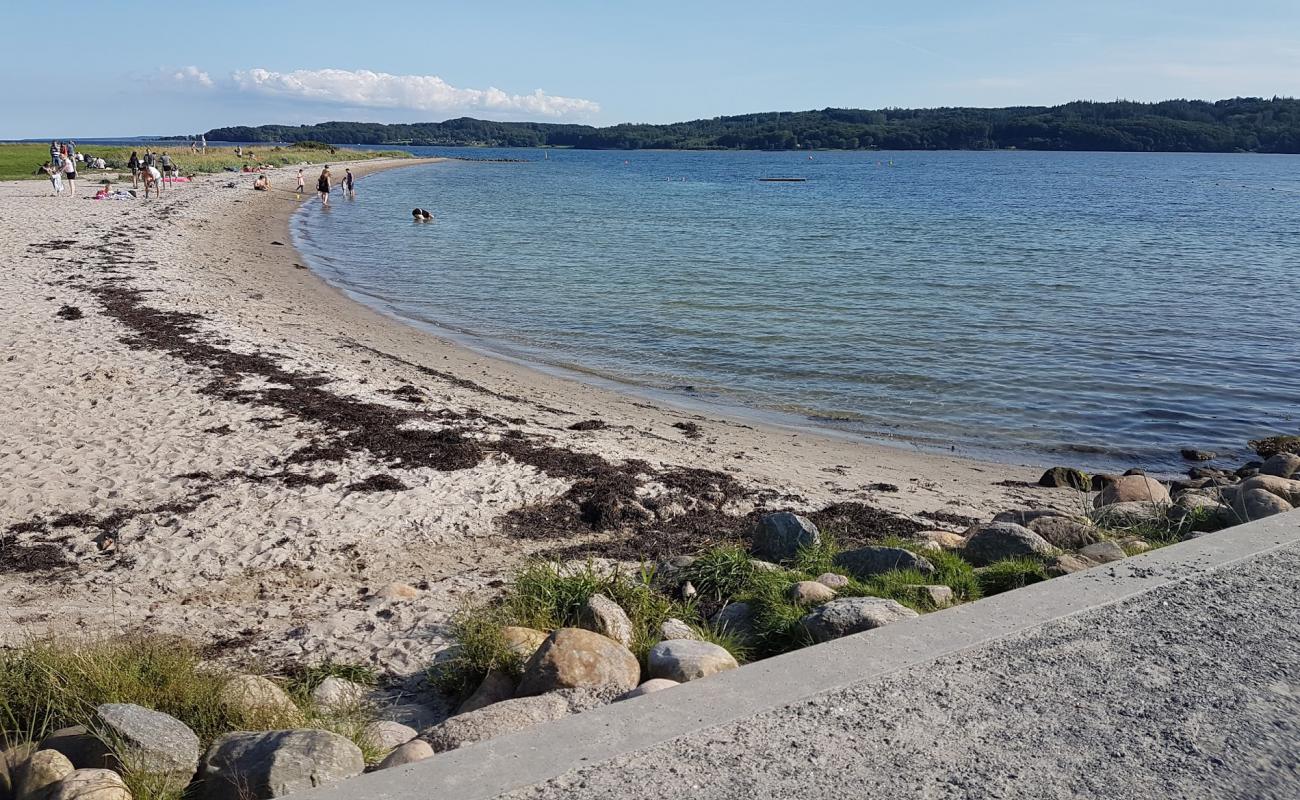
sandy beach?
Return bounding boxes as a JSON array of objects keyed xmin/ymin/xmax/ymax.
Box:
[{"xmin": 0, "ymin": 157, "xmax": 1079, "ymax": 699}]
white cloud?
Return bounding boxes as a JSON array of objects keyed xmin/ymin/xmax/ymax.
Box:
[
  {"xmin": 228, "ymin": 68, "xmax": 599, "ymax": 117},
  {"xmin": 168, "ymin": 66, "xmax": 214, "ymax": 88}
]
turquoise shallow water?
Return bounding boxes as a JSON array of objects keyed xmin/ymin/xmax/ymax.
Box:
[{"xmin": 292, "ymin": 148, "xmax": 1300, "ymax": 471}]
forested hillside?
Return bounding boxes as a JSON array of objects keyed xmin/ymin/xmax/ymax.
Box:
[{"xmin": 206, "ymin": 98, "xmax": 1300, "ymax": 152}]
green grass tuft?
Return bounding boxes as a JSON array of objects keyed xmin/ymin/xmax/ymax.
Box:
[
  {"xmin": 924, "ymin": 548, "xmax": 982, "ymax": 602},
  {"xmin": 683, "ymin": 546, "xmax": 757, "ymax": 601},
  {"xmin": 976, "ymin": 558, "xmax": 1050, "ymax": 596}
]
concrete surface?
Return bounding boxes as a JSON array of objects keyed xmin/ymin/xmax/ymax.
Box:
[{"xmin": 300, "ymin": 512, "xmax": 1300, "ymax": 800}]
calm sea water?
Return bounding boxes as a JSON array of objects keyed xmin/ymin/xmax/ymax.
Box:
[{"xmin": 292, "ymin": 148, "xmax": 1300, "ymax": 472}]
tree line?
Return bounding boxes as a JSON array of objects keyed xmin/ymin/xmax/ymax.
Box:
[{"xmin": 205, "ymin": 98, "xmax": 1300, "ymax": 153}]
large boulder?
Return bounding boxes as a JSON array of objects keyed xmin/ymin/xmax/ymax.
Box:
[
  {"xmin": 48, "ymin": 769, "xmax": 129, "ymax": 800},
  {"xmin": 617, "ymin": 679, "xmax": 680, "ymax": 701},
  {"xmin": 1260, "ymin": 453, "xmax": 1300, "ymax": 479},
  {"xmin": 456, "ymin": 670, "xmax": 515, "ymax": 715},
  {"xmin": 750, "ymin": 512, "xmax": 820, "ymax": 562},
  {"xmin": 1038, "ymin": 467, "xmax": 1090, "ymax": 491},
  {"xmin": 833, "ymin": 547, "xmax": 934, "ymax": 579},
  {"xmin": 500, "ymin": 627, "xmax": 549, "ymax": 662},
  {"xmin": 1093, "ymin": 475, "xmax": 1170, "ymax": 508},
  {"xmin": 658, "ymin": 618, "xmax": 698, "ymax": 641},
  {"xmin": 360, "ymin": 721, "xmax": 416, "ymax": 752},
  {"xmin": 310, "ymin": 677, "xmax": 368, "ymax": 714},
  {"xmin": 646, "ymin": 640, "xmax": 738, "ymax": 683},
  {"xmin": 1239, "ymin": 474, "xmax": 1300, "ymax": 506},
  {"xmin": 709, "ymin": 602, "xmax": 757, "ymax": 644},
  {"xmin": 515, "ymin": 628, "xmax": 640, "ymax": 697},
  {"xmin": 1230, "ymin": 488, "xmax": 1294, "ymax": 522},
  {"xmin": 16, "ymin": 750, "xmax": 73, "ymax": 800},
  {"xmin": 1025, "ymin": 516, "xmax": 1101, "ymax": 550},
  {"xmin": 375, "ymin": 740, "xmax": 433, "ymax": 771},
  {"xmin": 801, "ymin": 597, "xmax": 919, "ymax": 643},
  {"xmin": 961, "ymin": 522, "xmax": 1054, "ymax": 566},
  {"xmin": 580, "ymin": 594, "xmax": 634, "ymax": 648},
  {"xmin": 199, "ymin": 730, "xmax": 364, "ymax": 800},
  {"xmin": 217, "ymin": 675, "xmax": 301, "ymax": 725},
  {"xmin": 94, "ymin": 703, "xmax": 199, "ymax": 791},
  {"xmin": 424, "ymin": 689, "xmax": 612, "ymax": 753},
  {"xmin": 788, "ymin": 580, "xmax": 836, "ymax": 605}
]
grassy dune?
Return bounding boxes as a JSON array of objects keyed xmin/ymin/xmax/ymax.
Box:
[{"xmin": 0, "ymin": 142, "xmax": 409, "ymax": 181}]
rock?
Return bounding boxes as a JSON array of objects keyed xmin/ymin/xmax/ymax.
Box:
[
  {"xmin": 801, "ymin": 597, "xmax": 919, "ymax": 643},
  {"xmin": 311, "ymin": 677, "xmax": 368, "ymax": 713},
  {"xmin": 1093, "ymin": 475, "xmax": 1170, "ymax": 508},
  {"xmin": 658, "ymin": 618, "xmax": 698, "ymax": 641},
  {"xmin": 815, "ymin": 572, "xmax": 851, "ymax": 589},
  {"xmin": 1078, "ymin": 541, "xmax": 1127, "ymax": 564},
  {"xmin": 500, "ymin": 626, "xmax": 549, "ymax": 662},
  {"xmin": 750, "ymin": 512, "xmax": 820, "ymax": 562},
  {"xmin": 515, "ymin": 628, "xmax": 640, "ymax": 697},
  {"xmin": 360, "ymin": 721, "xmax": 416, "ymax": 753},
  {"xmin": 833, "ymin": 546, "xmax": 935, "ymax": 579},
  {"xmin": 37, "ymin": 729, "xmax": 110, "ymax": 772},
  {"xmin": 1089, "ymin": 501, "xmax": 1165, "ymax": 528},
  {"xmin": 374, "ymin": 703, "xmax": 440, "ymax": 732},
  {"xmin": 788, "ymin": 580, "xmax": 836, "ymax": 605},
  {"xmin": 374, "ymin": 582, "xmax": 421, "ymax": 601},
  {"xmin": 48, "ymin": 769, "xmax": 129, "ymax": 800},
  {"xmin": 375, "ymin": 740, "xmax": 433, "ymax": 770},
  {"xmin": 1124, "ymin": 468, "xmax": 1146, "ymax": 477},
  {"xmin": 425, "ymin": 689, "xmax": 612, "ymax": 753},
  {"xmin": 16, "ymin": 750, "xmax": 73, "ymax": 800},
  {"xmin": 199, "ymin": 730, "xmax": 363, "ymax": 799},
  {"xmin": 1261, "ymin": 453, "xmax": 1300, "ymax": 479},
  {"xmin": 961, "ymin": 522, "xmax": 1055, "ymax": 566},
  {"xmin": 1248, "ymin": 434, "xmax": 1300, "ymax": 459},
  {"xmin": 457, "ymin": 670, "xmax": 515, "ymax": 715},
  {"xmin": 915, "ymin": 531, "xmax": 966, "ymax": 550},
  {"xmin": 1119, "ymin": 537, "xmax": 1151, "ymax": 554},
  {"xmin": 1046, "ymin": 554, "xmax": 1096, "ymax": 577},
  {"xmin": 218, "ymin": 675, "xmax": 301, "ymax": 724},
  {"xmin": 1025, "ymin": 516, "xmax": 1101, "ymax": 550},
  {"xmin": 1188, "ymin": 465, "xmax": 1232, "ymax": 480},
  {"xmin": 94, "ymin": 703, "xmax": 199, "ymax": 789},
  {"xmin": 1180, "ymin": 448, "xmax": 1215, "ymax": 462},
  {"xmin": 646, "ymin": 640, "xmax": 739, "ymax": 682},
  {"xmin": 1038, "ymin": 467, "xmax": 1091, "ymax": 490},
  {"xmin": 617, "ymin": 679, "xmax": 680, "ymax": 701},
  {"xmin": 709, "ymin": 602, "xmax": 757, "ymax": 644},
  {"xmin": 906, "ymin": 585, "xmax": 954, "ymax": 608},
  {"xmin": 1239, "ymin": 474, "xmax": 1300, "ymax": 506},
  {"xmin": 1090, "ymin": 473, "xmax": 1119, "ymax": 489},
  {"xmin": 1230, "ymin": 488, "xmax": 1294, "ymax": 521},
  {"xmin": 748, "ymin": 559, "xmax": 782, "ymax": 572},
  {"xmin": 580, "ymin": 594, "xmax": 634, "ymax": 647}
]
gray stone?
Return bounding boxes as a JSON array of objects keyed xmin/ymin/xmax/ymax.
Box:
[
  {"xmin": 218, "ymin": 675, "xmax": 301, "ymax": 724},
  {"xmin": 815, "ymin": 572, "xmax": 851, "ymax": 589},
  {"xmin": 801, "ymin": 597, "xmax": 920, "ymax": 643},
  {"xmin": 515, "ymin": 628, "xmax": 641, "ymax": 697},
  {"xmin": 646, "ymin": 640, "xmax": 739, "ymax": 683},
  {"xmin": 710, "ymin": 602, "xmax": 757, "ymax": 644},
  {"xmin": 47, "ymin": 769, "xmax": 129, "ymax": 800},
  {"xmin": 1078, "ymin": 541, "xmax": 1127, "ymax": 564},
  {"xmin": 361, "ymin": 720, "xmax": 417, "ymax": 752},
  {"xmin": 1046, "ymin": 554, "xmax": 1096, "ymax": 577},
  {"xmin": 94, "ymin": 703, "xmax": 199, "ymax": 786},
  {"xmin": 500, "ymin": 627, "xmax": 549, "ymax": 662},
  {"xmin": 311, "ymin": 677, "xmax": 368, "ymax": 713},
  {"xmin": 1026, "ymin": 516, "xmax": 1101, "ymax": 550},
  {"xmin": 750, "ymin": 512, "xmax": 820, "ymax": 562},
  {"xmin": 1119, "ymin": 537, "xmax": 1152, "ymax": 554},
  {"xmin": 16, "ymin": 749, "xmax": 73, "ymax": 800},
  {"xmin": 425, "ymin": 689, "xmax": 613, "ymax": 753},
  {"xmin": 199, "ymin": 729, "xmax": 364, "ymax": 799},
  {"xmin": 961, "ymin": 522, "xmax": 1055, "ymax": 566},
  {"xmin": 1230, "ymin": 488, "xmax": 1294, "ymax": 522},
  {"xmin": 749, "ymin": 559, "xmax": 782, "ymax": 572},
  {"xmin": 1260, "ymin": 453, "xmax": 1300, "ymax": 479},
  {"xmin": 457, "ymin": 669, "xmax": 515, "ymax": 715},
  {"xmin": 617, "ymin": 679, "xmax": 681, "ymax": 701},
  {"xmin": 788, "ymin": 580, "xmax": 836, "ymax": 605},
  {"xmin": 375, "ymin": 740, "xmax": 433, "ymax": 771},
  {"xmin": 1089, "ymin": 501, "xmax": 1166, "ymax": 528},
  {"xmin": 1168, "ymin": 493, "xmax": 1231, "ymax": 531},
  {"xmin": 906, "ymin": 585, "xmax": 955, "ymax": 608},
  {"xmin": 1093, "ymin": 475, "xmax": 1170, "ymax": 508},
  {"xmin": 1037, "ymin": 467, "xmax": 1091, "ymax": 490},
  {"xmin": 581, "ymin": 594, "xmax": 634, "ymax": 647},
  {"xmin": 1180, "ymin": 448, "xmax": 1216, "ymax": 462},
  {"xmin": 1239, "ymin": 475, "xmax": 1300, "ymax": 506},
  {"xmin": 833, "ymin": 547, "xmax": 935, "ymax": 579},
  {"xmin": 658, "ymin": 618, "xmax": 699, "ymax": 641}
]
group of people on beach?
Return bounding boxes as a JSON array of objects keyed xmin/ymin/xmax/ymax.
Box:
[
  {"xmin": 41, "ymin": 141, "xmax": 82, "ymax": 196},
  {"xmin": 127, "ymin": 150, "xmax": 174, "ymax": 198},
  {"xmin": 307, "ymin": 165, "xmax": 354, "ymax": 206}
]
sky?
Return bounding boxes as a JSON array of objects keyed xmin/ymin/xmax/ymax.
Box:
[{"xmin": 2, "ymin": 0, "xmax": 1297, "ymax": 138}]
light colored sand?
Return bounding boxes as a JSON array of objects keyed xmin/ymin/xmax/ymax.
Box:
[{"xmin": 0, "ymin": 157, "xmax": 1078, "ymax": 694}]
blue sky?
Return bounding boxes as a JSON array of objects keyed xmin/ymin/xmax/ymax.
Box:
[{"xmin": 2, "ymin": 0, "xmax": 1297, "ymax": 138}]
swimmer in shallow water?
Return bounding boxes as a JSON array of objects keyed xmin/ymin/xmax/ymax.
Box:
[{"xmin": 412, "ymin": 208, "xmax": 434, "ymax": 221}]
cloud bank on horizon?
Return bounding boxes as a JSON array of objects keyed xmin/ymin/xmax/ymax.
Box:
[{"xmin": 169, "ymin": 66, "xmax": 600, "ymax": 119}]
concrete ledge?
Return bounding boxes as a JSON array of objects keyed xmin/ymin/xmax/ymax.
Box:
[{"xmin": 300, "ymin": 512, "xmax": 1300, "ymax": 800}]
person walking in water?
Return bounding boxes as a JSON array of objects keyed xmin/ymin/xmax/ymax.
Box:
[
  {"xmin": 316, "ymin": 165, "xmax": 332, "ymax": 206},
  {"xmin": 296, "ymin": 168, "xmax": 305, "ymax": 196},
  {"xmin": 341, "ymin": 168, "xmax": 355, "ymax": 197}
]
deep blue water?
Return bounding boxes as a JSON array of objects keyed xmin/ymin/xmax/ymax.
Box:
[{"xmin": 292, "ymin": 147, "xmax": 1300, "ymax": 471}]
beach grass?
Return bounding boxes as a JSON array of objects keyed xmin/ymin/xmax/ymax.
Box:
[{"xmin": 0, "ymin": 142, "xmax": 410, "ymax": 181}]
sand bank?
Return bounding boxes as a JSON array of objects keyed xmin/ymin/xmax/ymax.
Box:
[{"xmin": 0, "ymin": 157, "xmax": 1078, "ymax": 698}]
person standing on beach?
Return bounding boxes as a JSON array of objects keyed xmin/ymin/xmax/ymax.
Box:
[
  {"xmin": 317, "ymin": 166, "xmax": 332, "ymax": 206},
  {"xmin": 42, "ymin": 161, "xmax": 63, "ymax": 195},
  {"xmin": 296, "ymin": 168, "xmax": 305, "ymax": 196},
  {"xmin": 160, "ymin": 152, "xmax": 174, "ymax": 179},
  {"xmin": 128, "ymin": 151, "xmax": 141, "ymax": 188},
  {"xmin": 61, "ymin": 153, "xmax": 77, "ymax": 196}
]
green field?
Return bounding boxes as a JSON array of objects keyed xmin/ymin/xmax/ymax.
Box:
[{"xmin": 0, "ymin": 142, "xmax": 410, "ymax": 181}]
